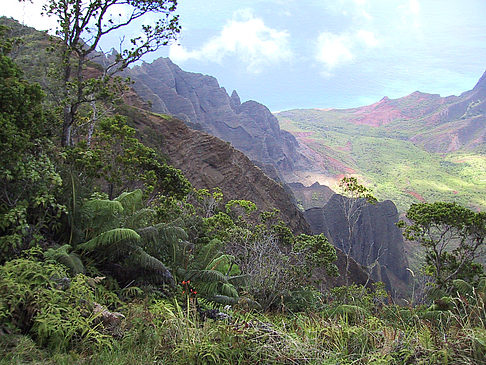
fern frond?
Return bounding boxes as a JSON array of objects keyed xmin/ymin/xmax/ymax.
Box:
[
  {"xmin": 115, "ymin": 189, "xmax": 143, "ymax": 213},
  {"xmin": 44, "ymin": 245, "xmax": 85, "ymax": 275},
  {"xmin": 187, "ymin": 269, "xmax": 228, "ymax": 283},
  {"xmin": 211, "ymin": 295, "xmax": 240, "ymax": 305},
  {"xmin": 427, "ymin": 286, "xmax": 447, "ymax": 301},
  {"xmin": 78, "ymin": 228, "xmax": 140, "ymax": 251},
  {"xmin": 227, "ymin": 274, "xmax": 249, "ymax": 286},
  {"xmin": 125, "ymin": 208, "xmax": 156, "ymax": 228},
  {"xmin": 158, "ymin": 225, "xmax": 188, "ymax": 243},
  {"xmin": 478, "ymin": 277, "xmax": 486, "ymax": 293},
  {"xmin": 138, "ymin": 224, "xmax": 187, "ymax": 243},
  {"xmin": 205, "ymin": 254, "xmax": 235, "ymax": 271},
  {"xmin": 453, "ymin": 279, "xmax": 474, "ymax": 297},
  {"xmin": 195, "ymin": 238, "xmax": 222, "ymax": 269},
  {"xmin": 80, "ymin": 199, "xmax": 124, "ymax": 237},
  {"xmin": 82, "ymin": 199, "xmax": 124, "ymax": 217},
  {"xmin": 131, "ymin": 246, "xmax": 174, "ymax": 285},
  {"xmin": 220, "ymin": 283, "xmax": 238, "ymax": 298}
]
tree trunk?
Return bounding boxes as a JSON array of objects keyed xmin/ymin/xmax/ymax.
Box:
[{"xmin": 61, "ymin": 105, "xmax": 73, "ymax": 147}]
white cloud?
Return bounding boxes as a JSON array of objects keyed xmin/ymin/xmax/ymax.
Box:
[
  {"xmin": 1, "ymin": 0, "xmax": 57, "ymax": 31},
  {"xmin": 409, "ymin": 0, "xmax": 420, "ymax": 15},
  {"xmin": 315, "ymin": 29, "xmax": 379, "ymax": 71},
  {"xmin": 356, "ymin": 29, "xmax": 379, "ymax": 47},
  {"xmin": 315, "ymin": 32, "xmax": 354, "ymax": 70},
  {"xmin": 398, "ymin": 0, "xmax": 421, "ymax": 30},
  {"xmin": 169, "ymin": 10, "xmax": 292, "ymax": 73}
]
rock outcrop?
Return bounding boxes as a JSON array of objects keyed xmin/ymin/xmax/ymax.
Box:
[
  {"xmin": 288, "ymin": 182, "xmax": 335, "ymax": 210},
  {"xmin": 124, "ymin": 58, "xmax": 311, "ymax": 177},
  {"xmin": 304, "ymin": 194, "xmax": 411, "ymax": 296},
  {"xmin": 132, "ymin": 108, "xmax": 310, "ymax": 233}
]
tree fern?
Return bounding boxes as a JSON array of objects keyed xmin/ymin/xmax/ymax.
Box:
[
  {"xmin": 220, "ymin": 282, "xmax": 238, "ymax": 298},
  {"xmin": 114, "ymin": 189, "xmax": 143, "ymax": 214},
  {"xmin": 205, "ymin": 254, "xmax": 235, "ymax": 272},
  {"xmin": 44, "ymin": 245, "xmax": 85, "ymax": 275},
  {"xmin": 75, "ymin": 191, "xmax": 189, "ymax": 289},
  {"xmin": 210, "ymin": 295, "xmax": 240, "ymax": 305},
  {"xmin": 82, "ymin": 199, "xmax": 124, "ymax": 217},
  {"xmin": 124, "ymin": 207, "xmax": 156, "ymax": 228},
  {"xmin": 193, "ymin": 238, "xmax": 222, "ymax": 271},
  {"xmin": 78, "ymin": 228, "xmax": 140, "ymax": 251},
  {"xmin": 80, "ymin": 199, "xmax": 124, "ymax": 239},
  {"xmin": 452, "ymin": 279, "xmax": 474, "ymax": 297},
  {"xmin": 130, "ymin": 246, "xmax": 174, "ymax": 285}
]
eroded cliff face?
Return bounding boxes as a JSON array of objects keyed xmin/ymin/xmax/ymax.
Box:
[
  {"xmin": 288, "ymin": 182, "xmax": 335, "ymax": 210},
  {"xmin": 305, "ymin": 195, "xmax": 411, "ymax": 296},
  {"xmin": 124, "ymin": 58, "xmax": 311, "ymax": 177},
  {"xmin": 131, "ymin": 108, "xmax": 310, "ymax": 234}
]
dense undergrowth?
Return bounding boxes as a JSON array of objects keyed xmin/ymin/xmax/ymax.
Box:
[
  {"xmin": 0, "ymin": 16, "xmax": 485, "ymax": 365},
  {"xmin": 1, "ymin": 265, "xmax": 486, "ymax": 364}
]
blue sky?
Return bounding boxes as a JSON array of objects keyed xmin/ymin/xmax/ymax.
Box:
[{"xmin": 2, "ymin": 0, "xmax": 486, "ymax": 111}]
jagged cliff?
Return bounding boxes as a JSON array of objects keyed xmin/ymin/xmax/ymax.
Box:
[
  {"xmin": 123, "ymin": 58, "xmax": 311, "ymax": 177},
  {"xmin": 305, "ymin": 195, "xmax": 411, "ymax": 296},
  {"xmin": 130, "ymin": 107, "xmax": 310, "ymax": 234},
  {"xmin": 288, "ymin": 182, "xmax": 335, "ymax": 210},
  {"xmin": 128, "ymin": 106, "xmax": 371, "ymax": 288}
]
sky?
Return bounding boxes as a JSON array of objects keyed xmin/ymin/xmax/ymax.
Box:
[{"xmin": 2, "ymin": 0, "xmax": 486, "ymax": 111}]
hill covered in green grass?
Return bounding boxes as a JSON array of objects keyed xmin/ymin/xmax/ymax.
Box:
[{"xmin": 276, "ymin": 84, "xmax": 486, "ymax": 212}]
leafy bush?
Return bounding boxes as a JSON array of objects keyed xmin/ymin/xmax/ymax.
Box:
[{"xmin": 0, "ymin": 250, "xmax": 115, "ymax": 352}]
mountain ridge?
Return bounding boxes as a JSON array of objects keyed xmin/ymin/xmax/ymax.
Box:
[
  {"xmin": 277, "ymin": 73, "xmax": 486, "ymax": 211},
  {"xmin": 122, "ymin": 57, "xmax": 312, "ymax": 179}
]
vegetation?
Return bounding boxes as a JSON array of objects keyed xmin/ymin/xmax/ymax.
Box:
[
  {"xmin": 277, "ymin": 110, "xmax": 486, "ymax": 213},
  {"xmin": 0, "ymin": 14, "xmax": 485, "ymax": 365},
  {"xmin": 337, "ymin": 177, "xmax": 377, "ymax": 285},
  {"xmin": 399, "ymin": 202, "xmax": 485, "ymax": 291},
  {"xmin": 36, "ymin": 0, "xmax": 181, "ymax": 146}
]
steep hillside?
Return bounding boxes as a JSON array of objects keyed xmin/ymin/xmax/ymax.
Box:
[
  {"xmin": 288, "ymin": 182, "xmax": 335, "ymax": 210},
  {"xmin": 122, "ymin": 58, "xmax": 311, "ymax": 179},
  {"xmin": 126, "ymin": 106, "xmax": 370, "ymax": 287},
  {"xmin": 134, "ymin": 109, "xmax": 310, "ymax": 233},
  {"xmin": 305, "ymin": 195, "xmax": 412, "ymax": 296},
  {"xmin": 277, "ymin": 75, "xmax": 486, "ymax": 212}
]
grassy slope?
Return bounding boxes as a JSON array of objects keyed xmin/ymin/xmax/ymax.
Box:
[{"xmin": 277, "ymin": 110, "xmax": 486, "ymax": 212}]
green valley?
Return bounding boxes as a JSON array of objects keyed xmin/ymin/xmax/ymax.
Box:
[{"xmin": 277, "ymin": 99, "xmax": 486, "ymax": 212}]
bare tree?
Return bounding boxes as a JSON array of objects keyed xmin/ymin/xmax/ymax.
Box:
[
  {"xmin": 23, "ymin": 0, "xmax": 181, "ymax": 146},
  {"xmin": 336, "ymin": 177, "xmax": 377, "ymax": 285}
]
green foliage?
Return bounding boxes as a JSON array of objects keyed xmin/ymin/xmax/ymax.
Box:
[
  {"xmin": 0, "ymin": 34, "xmax": 65, "ymax": 262},
  {"xmin": 294, "ymin": 233, "xmax": 338, "ymax": 278},
  {"xmin": 277, "ymin": 111, "xmax": 486, "ymax": 212},
  {"xmin": 329, "ymin": 282, "xmax": 388, "ymax": 310},
  {"xmin": 44, "ymin": 244, "xmax": 84, "ymax": 275},
  {"xmin": 66, "ymin": 115, "xmax": 191, "ymax": 199},
  {"xmin": 400, "ymin": 202, "xmax": 485, "ymax": 290},
  {"xmin": 0, "ymin": 251, "xmax": 114, "ymax": 352},
  {"xmin": 76, "ymin": 190, "xmax": 187, "ymax": 289},
  {"xmin": 339, "ymin": 176, "xmax": 377, "ymax": 204},
  {"xmin": 33, "ymin": 0, "xmax": 180, "ymax": 146}
]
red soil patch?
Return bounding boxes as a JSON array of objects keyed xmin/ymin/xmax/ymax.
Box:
[
  {"xmin": 406, "ymin": 190, "xmax": 426, "ymax": 202},
  {"xmin": 336, "ymin": 140, "xmax": 352, "ymax": 152},
  {"xmin": 352, "ymin": 97, "xmax": 406, "ymax": 127}
]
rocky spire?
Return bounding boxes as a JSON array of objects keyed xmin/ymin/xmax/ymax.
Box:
[{"xmin": 230, "ymin": 90, "xmax": 241, "ymax": 110}]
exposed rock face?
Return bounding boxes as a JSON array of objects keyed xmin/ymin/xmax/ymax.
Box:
[
  {"xmin": 133, "ymin": 109, "xmax": 310, "ymax": 233},
  {"xmin": 288, "ymin": 182, "xmax": 335, "ymax": 210},
  {"xmin": 133, "ymin": 110, "xmax": 372, "ymax": 288},
  {"xmin": 304, "ymin": 194, "xmax": 411, "ymax": 296},
  {"xmin": 124, "ymin": 58, "xmax": 311, "ymax": 176}
]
